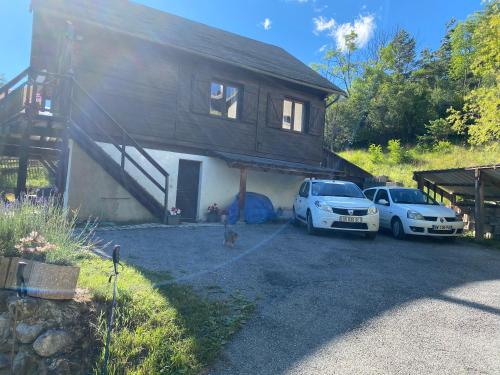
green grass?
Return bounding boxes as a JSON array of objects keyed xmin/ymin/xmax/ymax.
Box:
[
  {"xmin": 1, "ymin": 201, "xmax": 255, "ymax": 374},
  {"xmin": 80, "ymin": 258, "xmax": 254, "ymax": 375},
  {"xmin": 0, "ymin": 159, "xmax": 52, "ymax": 190},
  {"xmin": 339, "ymin": 144, "xmax": 500, "ymax": 187}
]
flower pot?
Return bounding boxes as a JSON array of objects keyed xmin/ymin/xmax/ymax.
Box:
[
  {"xmin": 167, "ymin": 215, "xmax": 181, "ymax": 225},
  {"xmin": 0, "ymin": 256, "xmax": 12, "ymax": 289},
  {"xmin": 2, "ymin": 257, "xmax": 79, "ymax": 300},
  {"xmin": 27, "ymin": 261, "xmax": 80, "ymax": 300},
  {"xmin": 3, "ymin": 257, "xmax": 32, "ymax": 291},
  {"xmin": 206, "ymin": 211, "xmax": 220, "ymax": 223}
]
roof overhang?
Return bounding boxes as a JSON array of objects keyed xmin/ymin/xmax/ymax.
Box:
[{"xmin": 212, "ymin": 151, "xmax": 344, "ymax": 178}]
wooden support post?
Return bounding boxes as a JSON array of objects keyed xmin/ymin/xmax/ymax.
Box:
[
  {"xmin": 163, "ymin": 175, "xmax": 169, "ymax": 224},
  {"xmin": 55, "ymin": 129, "xmax": 70, "ymax": 196},
  {"xmin": 238, "ymin": 168, "xmax": 247, "ymax": 222},
  {"xmin": 15, "ymin": 134, "xmax": 29, "ymax": 198},
  {"xmin": 417, "ymin": 176, "xmax": 424, "ymax": 191},
  {"xmin": 474, "ymin": 168, "xmax": 484, "ymax": 240}
]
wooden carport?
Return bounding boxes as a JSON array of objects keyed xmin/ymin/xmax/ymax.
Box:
[{"xmin": 414, "ymin": 164, "xmax": 500, "ymax": 240}]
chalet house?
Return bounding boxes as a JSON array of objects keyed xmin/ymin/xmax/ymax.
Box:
[{"xmin": 0, "ymin": 0, "xmax": 368, "ymax": 223}]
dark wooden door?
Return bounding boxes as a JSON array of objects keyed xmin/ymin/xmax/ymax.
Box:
[{"xmin": 175, "ymin": 159, "xmax": 201, "ymax": 222}]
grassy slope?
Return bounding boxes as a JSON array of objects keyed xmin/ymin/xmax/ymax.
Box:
[
  {"xmin": 339, "ymin": 145, "xmax": 500, "ymax": 187},
  {"xmin": 79, "ymin": 258, "xmax": 254, "ymax": 375}
]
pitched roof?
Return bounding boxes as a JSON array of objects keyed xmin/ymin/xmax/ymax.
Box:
[{"xmin": 31, "ymin": 0, "xmax": 342, "ymax": 95}]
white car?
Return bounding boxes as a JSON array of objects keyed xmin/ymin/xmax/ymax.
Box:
[
  {"xmin": 363, "ymin": 186, "xmax": 464, "ymax": 239},
  {"xmin": 293, "ymin": 179, "xmax": 379, "ymax": 239}
]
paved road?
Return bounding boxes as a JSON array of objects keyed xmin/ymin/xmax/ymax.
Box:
[{"xmin": 97, "ymin": 224, "xmax": 500, "ymax": 375}]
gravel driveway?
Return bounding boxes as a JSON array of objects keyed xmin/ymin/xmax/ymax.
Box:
[{"xmin": 97, "ymin": 224, "xmax": 500, "ymax": 375}]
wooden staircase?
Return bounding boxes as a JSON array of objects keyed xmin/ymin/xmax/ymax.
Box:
[{"xmin": 0, "ymin": 68, "xmax": 170, "ymax": 222}]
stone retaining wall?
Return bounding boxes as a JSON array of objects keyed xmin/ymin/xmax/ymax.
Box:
[{"xmin": 0, "ymin": 290, "xmax": 95, "ymax": 375}]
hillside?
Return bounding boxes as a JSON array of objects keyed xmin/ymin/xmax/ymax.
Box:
[{"xmin": 339, "ymin": 145, "xmax": 500, "ymax": 187}]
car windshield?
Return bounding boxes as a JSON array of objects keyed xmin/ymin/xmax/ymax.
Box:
[
  {"xmin": 389, "ymin": 189, "xmax": 437, "ymax": 205},
  {"xmin": 311, "ymin": 182, "xmax": 365, "ymax": 198}
]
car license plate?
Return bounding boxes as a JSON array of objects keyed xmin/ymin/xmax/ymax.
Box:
[
  {"xmin": 432, "ymin": 225, "xmax": 452, "ymax": 230},
  {"xmin": 339, "ymin": 216, "xmax": 362, "ymax": 223}
]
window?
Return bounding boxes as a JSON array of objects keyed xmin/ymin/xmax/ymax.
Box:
[
  {"xmin": 210, "ymin": 82, "xmax": 240, "ymax": 119},
  {"xmin": 311, "ymin": 182, "xmax": 364, "ymax": 198},
  {"xmin": 374, "ymin": 189, "xmax": 390, "ymax": 205},
  {"xmin": 299, "ymin": 182, "xmax": 310, "ymax": 197},
  {"xmin": 364, "ymin": 188, "xmax": 377, "ymax": 201},
  {"xmin": 298, "ymin": 182, "xmax": 306, "ymax": 195},
  {"xmin": 389, "ymin": 189, "xmax": 438, "ymax": 205},
  {"xmin": 282, "ymin": 99, "xmax": 305, "ymax": 132}
]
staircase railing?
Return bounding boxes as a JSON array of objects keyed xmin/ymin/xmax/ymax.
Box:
[
  {"xmin": 1, "ymin": 68, "xmax": 170, "ymax": 221},
  {"xmin": 69, "ymin": 79, "xmax": 170, "ymax": 222}
]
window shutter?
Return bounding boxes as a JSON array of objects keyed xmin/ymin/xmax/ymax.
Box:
[
  {"xmin": 308, "ymin": 104, "xmax": 325, "ymax": 136},
  {"xmin": 241, "ymin": 85, "xmax": 258, "ymax": 124},
  {"xmin": 266, "ymin": 94, "xmax": 283, "ymax": 128},
  {"xmin": 191, "ymin": 78, "xmax": 210, "ymax": 114}
]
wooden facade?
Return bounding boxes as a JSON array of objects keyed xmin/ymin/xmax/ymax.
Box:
[{"xmin": 29, "ymin": 4, "xmax": 334, "ymax": 166}]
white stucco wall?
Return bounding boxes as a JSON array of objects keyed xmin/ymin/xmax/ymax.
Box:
[{"xmin": 97, "ymin": 143, "xmax": 304, "ymax": 221}]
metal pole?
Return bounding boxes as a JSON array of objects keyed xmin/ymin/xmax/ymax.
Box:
[
  {"xmin": 11, "ymin": 262, "xmax": 27, "ymax": 372},
  {"xmin": 102, "ymin": 245, "xmax": 121, "ymax": 375}
]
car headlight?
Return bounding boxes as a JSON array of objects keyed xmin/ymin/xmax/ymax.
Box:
[
  {"xmin": 367, "ymin": 206, "xmax": 378, "ymax": 215},
  {"xmin": 407, "ymin": 210, "xmax": 425, "ymax": 220},
  {"xmin": 314, "ymin": 201, "xmax": 332, "ymax": 212}
]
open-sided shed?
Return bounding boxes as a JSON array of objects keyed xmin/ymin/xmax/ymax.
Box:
[{"xmin": 414, "ymin": 164, "xmax": 500, "ymax": 240}]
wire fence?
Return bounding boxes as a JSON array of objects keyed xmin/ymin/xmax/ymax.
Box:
[{"xmin": 0, "ymin": 158, "xmax": 54, "ymax": 191}]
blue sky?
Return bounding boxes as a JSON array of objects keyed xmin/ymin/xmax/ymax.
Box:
[{"xmin": 0, "ymin": 0, "xmax": 483, "ymax": 81}]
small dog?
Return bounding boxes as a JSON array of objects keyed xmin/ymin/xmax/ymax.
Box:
[{"xmin": 223, "ymin": 220, "xmax": 238, "ymax": 248}]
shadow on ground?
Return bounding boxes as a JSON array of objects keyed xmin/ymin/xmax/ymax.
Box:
[{"xmin": 97, "ymin": 223, "xmax": 500, "ymax": 374}]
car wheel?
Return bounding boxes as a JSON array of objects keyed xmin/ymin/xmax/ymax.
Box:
[
  {"xmin": 365, "ymin": 232, "xmax": 377, "ymax": 240},
  {"xmin": 391, "ymin": 218, "xmax": 406, "ymax": 240},
  {"xmin": 306, "ymin": 211, "xmax": 316, "ymax": 235},
  {"xmin": 292, "ymin": 207, "xmax": 300, "ymax": 226}
]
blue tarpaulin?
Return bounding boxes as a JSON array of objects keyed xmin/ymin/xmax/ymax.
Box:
[{"xmin": 227, "ymin": 192, "xmax": 276, "ymax": 224}]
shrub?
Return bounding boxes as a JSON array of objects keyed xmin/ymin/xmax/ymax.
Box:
[
  {"xmin": 387, "ymin": 139, "xmax": 405, "ymax": 164},
  {"xmin": 368, "ymin": 144, "xmax": 383, "ymax": 164},
  {"xmin": 432, "ymin": 140, "xmax": 453, "ymax": 153},
  {"xmin": 0, "ymin": 199, "xmax": 94, "ymax": 265},
  {"xmin": 425, "ymin": 118, "xmax": 455, "ymax": 143}
]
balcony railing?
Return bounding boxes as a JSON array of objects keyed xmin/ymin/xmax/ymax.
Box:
[{"xmin": 0, "ymin": 68, "xmax": 68, "ymax": 125}]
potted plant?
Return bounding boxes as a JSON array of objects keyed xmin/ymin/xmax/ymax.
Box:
[
  {"xmin": 167, "ymin": 207, "xmax": 182, "ymax": 225},
  {"xmin": 3, "ymin": 231, "xmax": 80, "ymax": 300},
  {"xmin": 207, "ymin": 203, "xmax": 220, "ymax": 223},
  {"xmin": 220, "ymin": 209, "xmax": 228, "ymax": 224}
]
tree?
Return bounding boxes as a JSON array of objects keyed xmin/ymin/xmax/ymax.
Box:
[
  {"xmin": 316, "ymin": 2, "xmax": 498, "ymax": 151},
  {"xmin": 312, "ymin": 31, "xmax": 360, "ymax": 95},
  {"xmin": 447, "ymin": 1, "xmax": 499, "ymax": 145},
  {"xmin": 380, "ymin": 29, "xmax": 416, "ymax": 76}
]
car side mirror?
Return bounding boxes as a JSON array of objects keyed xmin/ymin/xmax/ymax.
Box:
[{"xmin": 377, "ymin": 198, "xmax": 389, "ymax": 206}]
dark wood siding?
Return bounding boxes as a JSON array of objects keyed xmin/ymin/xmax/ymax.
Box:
[{"xmin": 31, "ymin": 9, "xmax": 327, "ymax": 165}]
